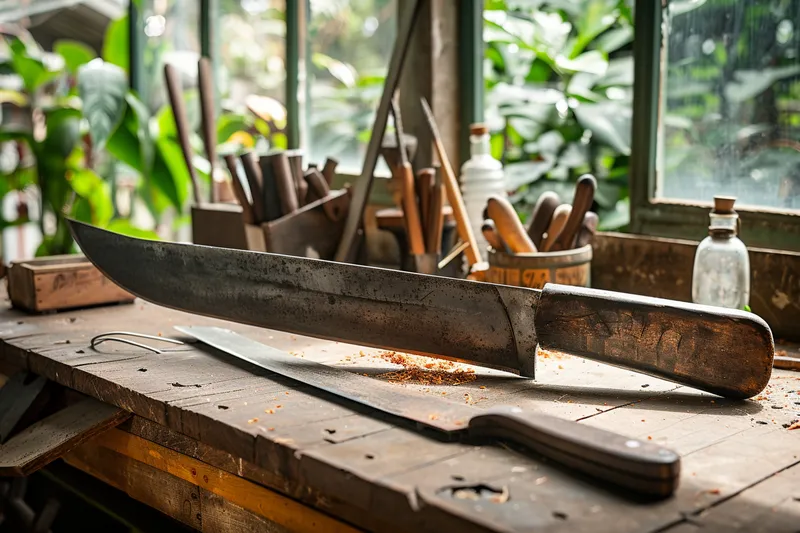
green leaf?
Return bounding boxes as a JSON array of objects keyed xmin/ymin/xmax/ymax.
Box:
[
  {"xmin": 106, "ymin": 218, "xmax": 160, "ymax": 240},
  {"xmin": 102, "ymin": 16, "xmax": 129, "ymax": 72},
  {"xmin": 54, "ymin": 40, "xmax": 97, "ymax": 74},
  {"xmin": 68, "ymin": 168, "xmax": 113, "ymax": 226},
  {"xmin": 556, "ymin": 50, "xmax": 609, "ymax": 76},
  {"xmin": 217, "ymin": 113, "xmax": 252, "ymax": 144},
  {"xmin": 152, "ymin": 137, "xmax": 190, "ymax": 210},
  {"xmin": 10, "ymin": 38, "xmax": 59, "ymax": 93},
  {"xmin": 77, "ymin": 59, "xmax": 128, "ymax": 150},
  {"xmin": 574, "ymin": 103, "xmax": 631, "ymax": 155}
]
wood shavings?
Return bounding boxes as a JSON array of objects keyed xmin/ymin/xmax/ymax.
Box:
[
  {"xmin": 372, "ymin": 351, "xmax": 477, "ymax": 386},
  {"xmin": 248, "ymin": 418, "xmax": 258, "ymax": 424}
]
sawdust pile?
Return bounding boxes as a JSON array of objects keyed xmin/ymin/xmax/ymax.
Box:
[{"xmin": 374, "ymin": 351, "xmax": 477, "ymax": 386}]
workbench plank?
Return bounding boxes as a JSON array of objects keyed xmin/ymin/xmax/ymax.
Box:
[
  {"xmin": 0, "ymin": 397, "xmax": 130, "ymax": 476},
  {"xmin": 64, "ymin": 440, "xmax": 202, "ymax": 529},
  {"xmin": 200, "ymin": 488, "xmax": 290, "ymax": 533}
]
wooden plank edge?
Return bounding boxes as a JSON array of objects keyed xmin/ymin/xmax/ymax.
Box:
[{"xmin": 86, "ymin": 428, "xmax": 362, "ymax": 533}]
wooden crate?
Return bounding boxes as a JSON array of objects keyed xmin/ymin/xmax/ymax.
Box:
[{"xmin": 6, "ymin": 255, "xmax": 135, "ymax": 313}]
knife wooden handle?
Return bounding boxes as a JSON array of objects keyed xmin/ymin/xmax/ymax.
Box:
[
  {"xmin": 198, "ymin": 57, "xmax": 219, "ymax": 203},
  {"xmin": 527, "ymin": 191, "xmax": 560, "ymax": 248},
  {"xmin": 481, "ymin": 219, "xmax": 506, "ymax": 252},
  {"xmin": 540, "ymin": 204, "xmax": 571, "ymax": 252},
  {"xmin": 258, "ymin": 153, "xmax": 286, "ymax": 222},
  {"xmin": 549, "ymin": 174, "xmax": 597, "ymax": 252},
  {"xmin": 416, "ymin": 168, "xmax": 434, "ymax": 237},
  {"xmin": 575, "ymin": 211, "xmax": 599, "ymax": 248},
  {"xmin": 270, "ymin": 152, "xmax": 299, "ymax": 216},
  {"xmin": 305, "ymin": 169, "xmax": 341, "ymax": 221},
  {"xmin": 163, "ymin": 63, "xmax": 201, "ymax": 205},
  {"xmin": 223, "ymin": 154, "xmax": 255, "ymax": 224},
  {"xmin": 322, "ymin": 158, "xmax": 338, "ymax": 186},
  {"xmin": 399, "ymin": 163, "xmax": 425, "ymax": 255},
  {"xmin": 287, "ymin": 151, "xmax": 307, "ymax": 206},
  {"xmin": 468, "ymin": 406, "xmax": 680, "ymax": 498},
  {"xmin": 425, "ymin": 171, "xmax": 444, "ymax": 255},
  {"xmin": 240, "ymin": 152, "xmax": 265, "ymax": 223},
  {"xmin": 486, "ymin": 195, "xmax": 537, "ymax": 254},
  {"xmin": 535, "ymin": 283, "xmax": 775, "ymax": 399}
]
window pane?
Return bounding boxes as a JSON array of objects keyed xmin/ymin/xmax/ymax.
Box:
[
  {"xmin": 306, "ymin": 0, "xmax": 396, "ymax": 173},
  {"xmin": 657, "ymin": 0, "xmax": 800, "ymax": 212}
]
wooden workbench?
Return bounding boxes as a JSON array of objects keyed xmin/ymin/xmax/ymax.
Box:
[{"xmin": 0, "ymin": 289, "xmax": 799, "ymax": 532}]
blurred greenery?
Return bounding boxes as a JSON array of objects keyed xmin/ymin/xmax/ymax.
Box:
[{"xmin": 483, "ymin": 0, "xmax": 635, "ymax": 231}]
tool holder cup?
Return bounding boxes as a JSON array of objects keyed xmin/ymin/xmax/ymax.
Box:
[
  {"xmin": 485, "ymin": 244, "xmax": 592, "ymax": 289},
  {"xmin": 190, "ymin": 189, "xmax": 350, "ymax": 260}
]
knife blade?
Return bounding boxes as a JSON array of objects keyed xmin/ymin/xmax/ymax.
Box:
[
  {"xmin": 65, "ymin": 218, "xmax": 775, "ymax": 399},
  {"xmin": 175, "ymin": 325, "xmax": 681, "ymax": 498}
]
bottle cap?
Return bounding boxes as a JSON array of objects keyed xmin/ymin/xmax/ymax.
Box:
[
  {"xmin": 712, "ymin": 196, "xmax": 736, "ymax": 214},
  {"xmin": 470, "ymin": 123, "xmax": 489, "ymax": 136}
]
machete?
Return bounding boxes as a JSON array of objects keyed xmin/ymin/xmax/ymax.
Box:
[
  {"xmin": 66, "ymin": 219, "xmax": 774, "ymax": 399},
  {"xmin": 175, "ymin": 325, "xmax": 681, "ymax": 498}
]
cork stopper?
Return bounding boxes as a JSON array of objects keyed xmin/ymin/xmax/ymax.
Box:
[
  {"xmin": 470, "ymin": 123, "xmax": 489, "ymax": 136},
  {"xmin": 713, "ymin": 196, "xmax": 736, "ymax": 214}
]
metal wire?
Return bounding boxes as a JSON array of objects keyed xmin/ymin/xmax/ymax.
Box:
[{"xmin": 90, "ymin": 331, "xmax": 184, "ymax": 354}]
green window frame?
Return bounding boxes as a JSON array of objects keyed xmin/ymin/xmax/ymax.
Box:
[{"xmin": 629, "ymin": 0, "xmax": 800, "ymax": 252}]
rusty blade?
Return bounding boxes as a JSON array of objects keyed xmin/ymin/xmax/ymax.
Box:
[{"xmin": 67, "ymin": 218, "xmax": 539, "ymax": 377}]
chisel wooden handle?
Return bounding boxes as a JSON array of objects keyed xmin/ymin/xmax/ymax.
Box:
[
  {"xmin": 527, "ymin": 191, "xmax": 560, "ymax": 248},
  {"xmin": 399, "ymin": 163, "xmax": 425, "ymax": 255},
  {"xmin": 468, "ymin": 405, "xmax": 680, "ymax": 498},
  {"xmin": 549, "ymin": 174, "xmax": 597, "ymax": 252},
  {"xmin": 540, "ymin": 204, "xmax": 571, "ymax": 252},
  {"xmin": 417, "ymin": 168, "xmax": 434, "ymax": 237},
  {"xmin": 534, "ymin": 283, "xmax": 775, "ymax": 399},
  {"xmin": 486, "ymin": 195, "xmax": 537, "ymax": 254},
  {"xmin": 223, "ymin": 154, "xmax": 254, "ymax": 224},
  {"xmin": 322, "ymin": 158, "xmax": 338, "ymax": 186},
  {"xmin": 258, "ymin": 153, "xmax": 286, "ymax": 222},
  {"xmin": 271, "ymin": 152, "xmax": 299, "ymax": 215},
  {"xmin": 287, "ymin": 151, "xmax": 307, "ymax": 206},
  {"xmin": 575, "ymin": 211, "xmax": 599, "ymax": 248},
  {"xmin": 240, "ymin": 152, "xmax": 264, "ymax": 223},
  {"xmin": 163, "ymin": 63, "xmax": 201, "ymax": 205},
  {"xmin": 305, "ymin": 169, "xmax": 341, "ymax": 222}
]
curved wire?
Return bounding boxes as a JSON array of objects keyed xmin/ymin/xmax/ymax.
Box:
[{"xmin": 90, "ymin": 331, "xmax": 185, "ymax": 354}]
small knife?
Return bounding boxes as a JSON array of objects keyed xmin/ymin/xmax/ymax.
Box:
[{"xmin": 177, "ymin": 325, "xmax": 681, "ymax": 499}]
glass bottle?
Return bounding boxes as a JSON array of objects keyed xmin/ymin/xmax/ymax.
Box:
[
  {"xmin": 460, "ymin": 123, "xmax": 506, "ymax": 261},
  {"xmin": 691, "ymin": 196, "xmax": 750, "ymax": 310}
]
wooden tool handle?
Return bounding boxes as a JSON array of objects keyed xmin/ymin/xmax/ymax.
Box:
[
  {"xmin": 223, "ymin": 155, "xmax": 255, "ymax": 224},
  {"xmin": 304, "ymin": 169, "xmax": 340, "ymax": 222},
  {"xmin": 550, "ymin": 174, "xmax": 597, "ymax": 251},
  {"xmin": 486, "ymin": 195, "xmax": 537, "ymax": 253},
  {"xmin": 240, "ymin": 152, "xmax": 265, "ymax": 223},
  {"xmin": 416, "ymin": 168, "xmax": 434, "ymax": 237},
  {"xmin": 198, "ymin": 57, "xmax": 218, "ymax": 203},
  {"xmin": 420, "ymin": 98, "xmax": 481, "ymax": 266},
  {"xmin": 322, "ymin": 158, "xmax": 338, "ymax": 186},
  {"xmin": 287, "ymin": 152, "xmax": 307, "ymax": 206},
  {"xmin": 481, "ymin": 219, "xmax": 506, "ymax": 252},
  {"xmin": 163, "ymin": 63, "xmax": 201, "ymax": 205},
  {"xmin": 425, "ymin": 171, "xmax": 444, "ymax": 255},
  {"xmin": 540, "ymin": 204, "xmax": 571, "ymax": 252},
  {"xmin": 535, "ymin": 283, "xmax": 775, "ymax": 399},
  {"xmin": 258, "ymin": 154, "xmax": 285, "ymax": 222},
  {"xmin": 271, "ymin": 152, "xmax": 299, "ymax": 215},
  {"xmin": 399, "ymin": 163, "xmax": 425, "ymax": 255},
  {"xmin": 527, "ymin": 191, "xmax": 560, "ymax": 248},
  {"xmin": 575, "ymin": 211, "xmax": 599, "ymax": 248},
  {"xmin": 468, "ymin": 406, "xmax": 680, "ymax": 498}
]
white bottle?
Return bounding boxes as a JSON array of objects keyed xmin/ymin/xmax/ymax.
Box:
[{"xmin": 460, "ymin": 123, "xmax": 506, "ymax": 260}]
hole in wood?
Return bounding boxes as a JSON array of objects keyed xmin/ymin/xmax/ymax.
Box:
[
  {"xmin": 443, "ymin": 484, "xmax": 509, "ymax": 504},
  {"xmin": 451, "ymin": 475, "xmax": 465, "ymax": 481},
  {"xmin": 324, "ymin": 429, "xmax": 337, "ymax": 434},
  {"xmin": 553, "ymin": 511, "xmax": 568, "ymax": 520},
  {"xmin": 365, "ymin": 454, "xmax": 375, "ymax": 460},
  {"xmin": 218, "ymin": 405, "xmax": 229, "ymax": 410}
]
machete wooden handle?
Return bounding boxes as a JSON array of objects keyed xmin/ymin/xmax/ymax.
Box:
[
  {"xmin": 468, "ymin": 405, "xmax": 680, "ymax": 498},
  {"xmin": 534, "ymin": 284, "xmax": 775, "ymax": 399}
]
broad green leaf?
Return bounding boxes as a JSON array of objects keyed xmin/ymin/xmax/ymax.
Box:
[
  {"xmin": 573, "ymin": 103, "xmax": 631, "ymax": 155},
  {"xmin": 593, "ymin": 26, "xmax": 633, "ymax": 54},
  {"xmin": 556, "ymin": 50, "xmax": 609, "ymax": 76},
  {"xmin": 42, "ymin": 107, "xmax": 82, "ymax": 159},
  {"xmin": 68, "ymin": 168, "xmax": 113, "ymax": 226},
  {"xmin": 152, "ymin": 137, "xmax": 190, "ymax": 210},
  {"xmin": 54, "ymin": 40, "xmax": 97, "ymax": 74},
  {"xmin": 216, "ymin": 113, "xmax": 251, "ymax": 144},
  {"xmin": 102, "ymin": 16, "xmax": 129, "ymax": 72},
  {"xmin": 77, "ymin": 59, "xmax": 128, "ymax": 150},
  {"xmin": 571, "ymin": 0, "xmax": 620, "ymax": 57}
]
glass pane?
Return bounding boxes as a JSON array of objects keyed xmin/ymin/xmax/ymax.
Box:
[
  {"xmin": 306, "ymin": 0, "xmax": 396, "ymax": 173},
  {"xmin": 141, "ymin": 0, "xmax": 201, "ymax": 111},
  {"xmin": 657, "ymin": 0, "xmax": 800, "ymax": 212},
  {"xmin": 218, "ymin": 0, "xmax": 286, "ymax": 147}
]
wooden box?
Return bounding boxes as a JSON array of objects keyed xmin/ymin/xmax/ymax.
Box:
[
  {"xmin": 6, "ymin": 255, "xmax": 135, "ymax": 313},
  {"xmin": 191, "ymin": 189, "xmax": 350, "ymax": 260}
]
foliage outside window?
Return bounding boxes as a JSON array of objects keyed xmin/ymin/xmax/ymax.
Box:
[
  {"xmin": 482, "ymin": 0, "xmax": 635, "ymax": 231},
  {"xmin": 658, "ymin": 0, "xmax": 800, "ymax": 212}
]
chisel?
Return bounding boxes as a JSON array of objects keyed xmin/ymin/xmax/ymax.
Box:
[{"xmin": 163, "ymin": 63, "xmax": 201, "ymax": 205}]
